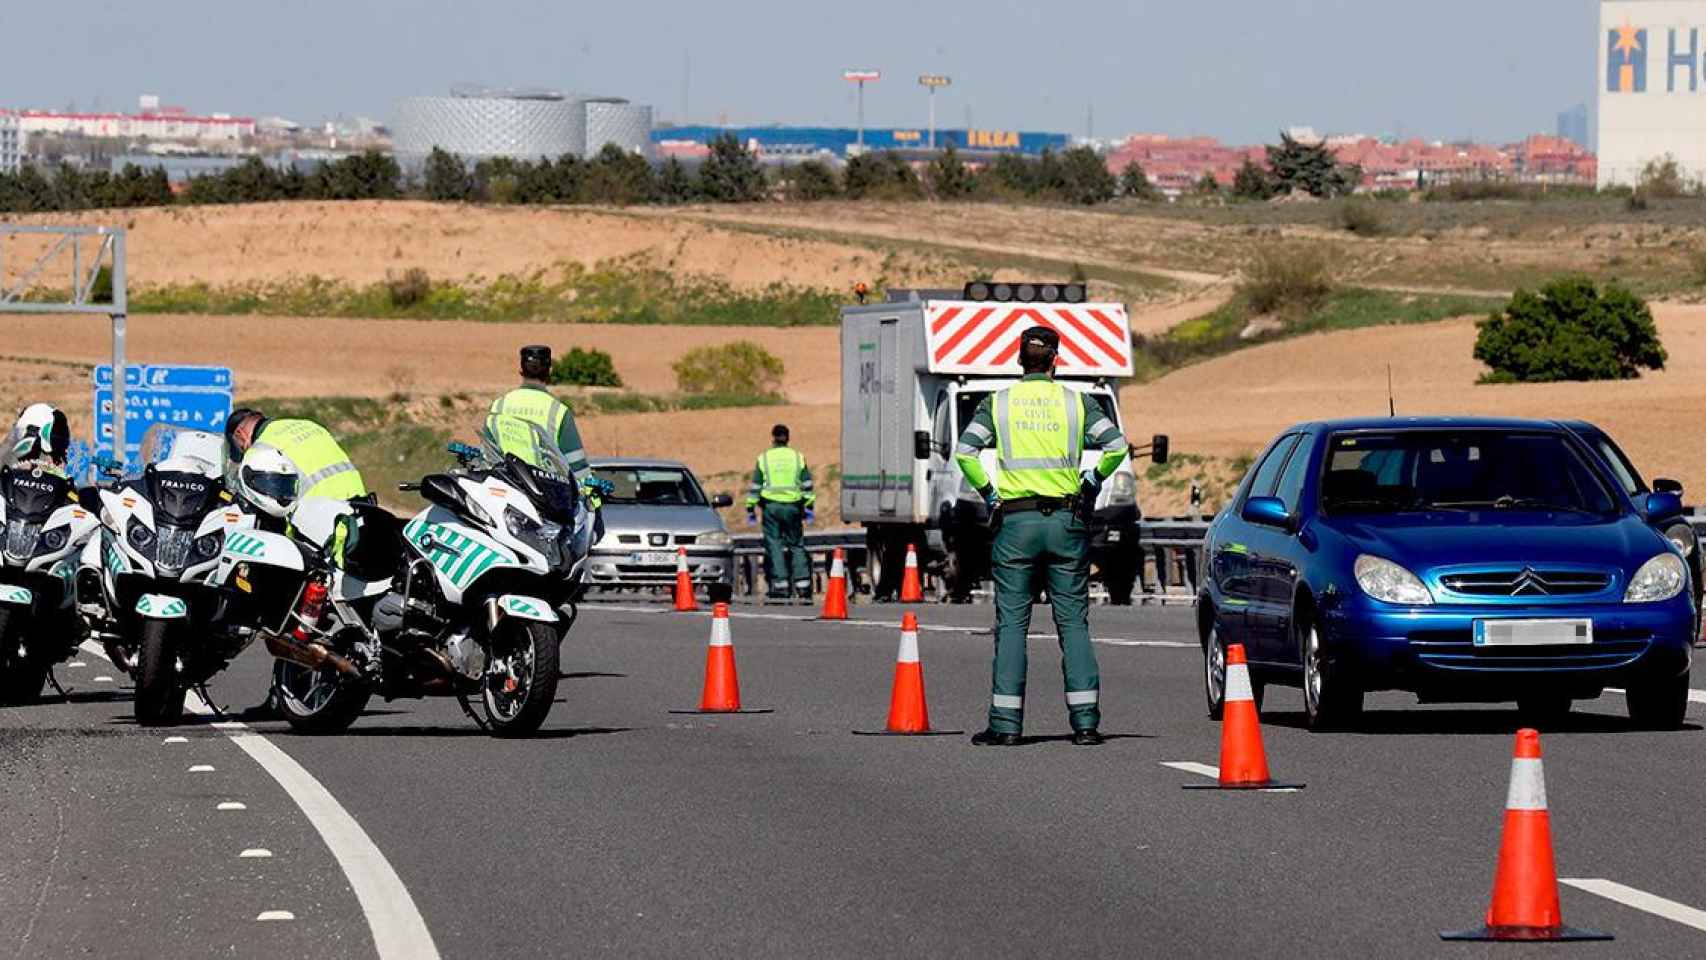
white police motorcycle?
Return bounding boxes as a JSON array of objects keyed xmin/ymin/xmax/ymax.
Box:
[
  {"xmin": 226, "ymin": 416, "xmax": 595, "ymax": 737},
  {"xmin": 0, "ymin": 424, "xmax": 101, "ymax": 704},
  {"xmin": 83, "ymin": 424, "xmax": 258, "ymax": 724}
]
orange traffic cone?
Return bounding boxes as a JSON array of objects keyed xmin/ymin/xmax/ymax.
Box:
[
  {"xmin": 1184, "ymin": 643, "xmax": 1303, "ymax": 790},
  {"xmin": 1441, "ymin": 728, "xmax": 1611, "ymax": 941},
  {"xmin": 670, "ymin": 603, "xmax": 773, "ymax": 715},
  {"xmin": 853, "ymin": 613, "xmax": 962, "ymax": 736},
  {"xmin": 819, "ymin": 548, "xmax": 849, "ymax": 620},
  {"xmin": 672, "ymin": 547, "xmax": 697, "ymax": 612},
  {"xmin": 898, "ymin": 543, "xmax": 924, "ymax": 603}
]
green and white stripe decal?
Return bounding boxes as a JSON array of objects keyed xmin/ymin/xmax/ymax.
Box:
[
  {"xmin": 499, "ymin": 594, "xmax": 557, "ymax": 622},
  {"xmin": 404, "ymin": 517, "xmax": 517, "ymax": 590},
  {"xmin": 136, "ymin": 594, "xmax": 188, "ymax": 619},
  {"xmin": 0, "ymin": 584, "xmax": 32, "ymax": 605},
  {"xmin": 104, "ymin": 538, "xmax": 128, "ymax": 574},
  {"xmin": 224, "ymin": 532, "xmax": 267, "ymax": 559}
]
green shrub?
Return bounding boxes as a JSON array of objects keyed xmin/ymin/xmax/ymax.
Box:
[
  {"xmin": 672, "ymin": 341, "xmax": 784, "ymax": 396},
  {"xmin": 551, "ymin": 347, "xmax": 623, "ymax": 387},
  {"xmin": 1239, "ymin": 243, "xmax": 1333, "ymax": 316},
  {"xmin": 1474, "ymin": 276, "xmax": 1666, "ymax": 383},
  {"xmin": 386, "ymin": 268, "xmax": 431, "ymax": 309},
  {"xmin": 1337, "ymin": 199, "xmax": 1386, "ymax": 235}
]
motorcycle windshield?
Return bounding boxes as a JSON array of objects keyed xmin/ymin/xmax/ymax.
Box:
[
  {"xmin": 2, "ymin": 467, "xmax": 70, "ymax": 521},
  {"xmin": 139, "ymin": 424, "xmax": 225, "ymax": 480},
  {"xmin": 478, "ymin": 415, "xmax": 579, "ymax": 521},
  {"xmin": 146, "ymin": 469, "xmax": 220, "ymax": 526}
]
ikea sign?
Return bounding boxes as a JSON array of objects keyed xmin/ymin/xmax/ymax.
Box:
[{"xmin": 1598, "ymin": 1, "xmax": 1706, "ymax": 187}]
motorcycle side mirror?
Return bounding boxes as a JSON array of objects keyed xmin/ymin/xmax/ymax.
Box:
[{"xmin": 712, "ymin": 493, "xmax": 734, "ymax": 508}]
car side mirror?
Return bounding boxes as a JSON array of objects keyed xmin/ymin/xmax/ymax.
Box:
[
  {"xmin": 914, "ymin": 430, "xmax": 934, "ymax": 461},
  {"xmin": 1654, "ymin": 477, "xmax": 1683, "ymax": 495},
  {"xmin": 1644, "ymin": 490, "xmax": 1684, "ymax": 523},
  {"xmin": 1151, "ymin": 434, "xmax": 1169, "ymax": 465},
  {"xmin": 712, "ymin": 493, "xmax": 734, "ymax": 508},
  {"xmin": 1241, "ymin": 495, "xmax": 1293, "ymax": 530}
]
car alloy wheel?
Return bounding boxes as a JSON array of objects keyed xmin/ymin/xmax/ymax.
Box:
[
  {"xmin": 1301, "ymin": 618, "xmax": 1362, "ymax": 730},
  {"xmin": 1204, "ymin": 624, "xmax": 1227, "ymax": 719}
]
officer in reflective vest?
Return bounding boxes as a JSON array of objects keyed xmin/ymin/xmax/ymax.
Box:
[
  {"xmin": 953, "ymin": 326, "xmax": 1129, "ymax": 746},
  {"xmin": 225, "ymin": 409, "xmax": 367, "ymax": 505},
  {"xmin": 745, "ymin": 423, "xmax": 815, "ymax": 603},
  {"xmin": 488, "ymin": 345, "xmax": 592, "ymax": 487}
]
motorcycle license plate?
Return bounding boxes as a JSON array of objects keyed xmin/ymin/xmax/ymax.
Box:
[
  {"xmin": 1473, "ymin": 619, "xmax": 1593, "ymax": 647},
  {"xmin": 631, "ymin": 551, "xmax": 676, "ymax": 565}
]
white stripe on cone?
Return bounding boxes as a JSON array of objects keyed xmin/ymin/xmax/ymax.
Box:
[
  {"xmin": 1505, "ymin": 756, "xmax": 1548, "ymax": 811},
  {"xmin": 1224, "ymin": 662, "xmax": 1254, "ymax": 703},
  {"xmin": 905, "ymin": 547, "xmax": 918, "ymax": 569},
  {"xmin": 676, "ymin": 549, "xmax": 688, "ymax": 573},
  {"xmin": 830, "ymin": 553, "xmax": 846, "ymax": 578},
  {"xmin": 896, "ymin": 629, "xmax": 919, "ymax": 664},
  {"xmin": 709, "ymin": 612, "xmax": 732, "ymax": 647}
]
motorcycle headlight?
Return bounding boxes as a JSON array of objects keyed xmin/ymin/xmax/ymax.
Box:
[
  {"xmin": 5, "ymin": 519, "xmax": 40, "ymax": 561},
  {"xmin": 698, "ymin": 530, "xmax": 731, "ymax": 546},
  {"xmin": 37, "ymin": 526, "xmax": 68, "ymax": 554},
  {"xmin": 1626, "ymin": 553, "xmax": 1687, "ymax": 603},
  {"xmin": 1664, "ymin": 522, "xmax": 1696, "ymax": 559},
  {"xmin": 194, "ymin": 530, "xmax": 225, "ymax": 561},
  {"xmin": 126, "ymin": 516, "xmax": 156, "ymax": 557},
  {"xmin": 1353, "ymin": 554, "xmax": 1433, "ymax": 605},
  {"xmin": 504, "ymin": 506, "xmax": 563, "ymax": 551},
  {"xmin": 1107, "ymin": 471, "xmax": 1137, "ymax": 505}
]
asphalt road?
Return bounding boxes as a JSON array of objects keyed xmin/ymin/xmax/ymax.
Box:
[{"xmin": 4, "ymin": 597, "xmax": 1705, "ymax": 959}]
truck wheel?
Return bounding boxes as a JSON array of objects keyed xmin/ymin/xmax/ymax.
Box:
[
  {"xmin": 942, "ymin": 545, "xmax": 977, "ymax": 603},
  {"xmin": 1102, "ymin": 560, "xmax": 1137, "ymax": 606},
  {"xmin": 866, "ymin": 532, "xmax": 900, "ymax": 601}
]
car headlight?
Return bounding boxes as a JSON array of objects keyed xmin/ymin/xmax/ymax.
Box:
[
  {"xmin": 1107, "ymin": 471, "xmax": 1136, "ymax": 505},
  {"xmin": 1664, "ymin": 522, "xmax": 1696, "ymax": 559},
  {"xmin": 194, "ymin": 530, "xmax": 225, "ymax": 561},
  {"xmin": 1626, "ymin": 553, "xmax": 1687, "ymax": 603},
  {"xmin": 1353, "ymin": 554, "xmax": 1433, "ymax": 605},
  {"xmin": 126, "ymin": 516, "xmax": 156, "ymax": 558},
  {"xmin": 698, "ymin": 530, "xmax": 732, "ymax": 546}
]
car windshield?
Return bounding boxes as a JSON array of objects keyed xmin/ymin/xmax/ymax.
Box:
[
  {"xmin": 592, "ymin": 467, "xmax": 707, "ymax": 506},
  {"xmin": 1321, "ymin": 430, "xmax": 1618, "ymax": 516}
]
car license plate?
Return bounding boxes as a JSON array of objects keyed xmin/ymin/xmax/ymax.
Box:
[
  {"xmin": 631, "ymin": 551, "xmax": 677, "ymax": 566},
  {"xmin": 1473, "ymin": 618, "xmax": 1593, "ymax": 647}
]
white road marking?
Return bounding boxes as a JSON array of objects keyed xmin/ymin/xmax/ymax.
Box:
[
  {"xmin": 255, "ymin": 910, "xmax": 295, "ymax": 922},
  {"xmin": 217, "ymin": 802, "xmax": 247, "ymax": 811},
  {"xmin": 591, "ymin": 602, "xmax": 1194, "ymax": 647},
  {"xmin": 1603, "ymin": 687, "xmax": 1706, "ymax": 705},
  {"xmin": 1562, "ymin": 878, "xmax": 1706, "ymax": 933},
  {"xmin": 188, "ymin": 764, "xmax": 216, "ymax": 773},
  {"xmin": 66, "ymin": 661, "xmax": 85, "ymax": 668},
  {"xmin": 79, "ymin": 641, "xmax": 439, "ymax": 960},
  {"xmin": 163, "ymin": 736, "xmax": 188, "ymax": 744},
  {"xmin": 93, "ymin": 675, "xmax": 112, "ymax": 683},
  {"xmin": 1161, "ymin": 761, "xmax": 1222, "ymax": 779},
  {"xmin": 240, "ymin": 848, "xmax": 274, "ymax": 859}
]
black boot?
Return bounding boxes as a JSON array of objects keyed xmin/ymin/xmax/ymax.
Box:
[
  {"xmin": 971, "ymin": 728, "xmax": 1022, "ymax": 746},
  {"xmin": 1071, "ymin": 728, "xmax": 1105, "ymax": 746}
]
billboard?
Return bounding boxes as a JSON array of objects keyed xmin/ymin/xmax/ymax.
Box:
[{"xmin": 1598, "ymin": 1, "xmax": 1706, "ymax": 185}]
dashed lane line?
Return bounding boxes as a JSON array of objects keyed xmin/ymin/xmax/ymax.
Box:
[
  {"xmin": 79, "ymin": 641, "xmax": 439, "ymax": 960},
  {"xmin": 589, "ymin": 602, "xmax": 1196, "ymax": 648},
  {"xmin": 1160, "ymin": 761, "xmax": 1221, "ymax": 779},
  {"xmin": 217, "ymin": 802, "xmax": 247, "ymax": 811},
  {"xmin": 1562, "ymin": 878, "xmax": 1706, "ymax": 934},
  {"xmin": 188, "ymin": 764, "xmax": 216, "ymax": 773},
  {"xmin": 240, "ymin": 849, "xmax": 274, "ymax": 859}
]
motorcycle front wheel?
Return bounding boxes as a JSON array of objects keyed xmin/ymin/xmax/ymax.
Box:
[
  {"xmin": 482, "ymin": 621, "xmax": 560, "ymax": 738},
  {"xmin": 275, "ymin": 658, "xmax": 371, "ymax": 734},
  {"xmin": 134, "ymin": 618, "xmax": 186, "ymax": 726},
  {"xmin": 0, "ymin": 607, "xmax": 46, "ymax": 706}
]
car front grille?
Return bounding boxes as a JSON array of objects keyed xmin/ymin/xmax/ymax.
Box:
[{"xmin": 1438, "ymin": 569, "xmax": 1613, "ymax": 597}]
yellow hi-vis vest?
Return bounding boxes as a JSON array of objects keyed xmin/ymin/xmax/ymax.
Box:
[
  {"xmin": 256, "ymin": 419, "xmax": 367, "ymax": 501},
  {"xmin": 490, "ymin": 386, "xmax": 567, "ymax": 449},
  {"xmin": 991, "ymin": 379, "xmax": 1083, "ymax": 501},
  {"xmin": 754, "ymin": 446, "xmax": 808, "ymax": 504}
]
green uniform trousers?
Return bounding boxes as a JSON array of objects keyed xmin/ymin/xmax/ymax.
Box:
[
  {"xmin": 988, "ymin": 509, "xmax": 1101, "ymax": 734},
  {"xmin": 760, "ymin": 500, "xmax": 811, "ymax": 598}
]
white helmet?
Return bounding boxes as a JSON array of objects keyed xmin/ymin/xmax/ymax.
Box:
[
  {"xmin": 237, "ymin": 443, "xmax": 300, "ymax": 518},
  {"xmin": 6, "ymin": 403, "xmax": 70, "ymax": 466}
]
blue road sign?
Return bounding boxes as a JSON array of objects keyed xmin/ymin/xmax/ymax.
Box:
[{"xmin": 91, "ymin": 364, "xmax": 233, "ymax": 478}]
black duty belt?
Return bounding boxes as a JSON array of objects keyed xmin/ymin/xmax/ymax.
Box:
[{"xmin": 1002, "ymin": 495, "xmax": 1079, "ymax": 514}]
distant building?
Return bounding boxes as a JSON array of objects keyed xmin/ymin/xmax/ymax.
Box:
[
  {"xmin": 1556, "ymin": 103, "xmax": 1590, "ymax": 148},
  {"xmin": 651, "ymin": 125, "xmax": 1069, "ymax": 160},
  {"xmin": 1597, "ymin": 1, "xmax": 1706, "ymax": 185},
  {"xmin": 0, "ymin": 113, "xmax": 22, "ymax": 174},
  {"xmin": 14, "ymin": 107, "xmax": 254, "ymax": 142}
]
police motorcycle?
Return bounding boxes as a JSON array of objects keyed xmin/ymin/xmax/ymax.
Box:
[
  {"xmin": 81, "ymin": 424, "xmax": 259, "ymax": 725},
  {"xmin": 228, "ymin": 415, "xmax": 596, "ymax": 737},
  {"xmin": 0, "ymin": 417, "xmax": 101, "ymax": 704}
]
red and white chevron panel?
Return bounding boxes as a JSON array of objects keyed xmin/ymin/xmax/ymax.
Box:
[{"xmin": 922, "ymin": 301, "xmax": 1134, "ymax": 376}]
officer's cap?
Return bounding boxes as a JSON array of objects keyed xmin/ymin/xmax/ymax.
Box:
[
  {"xmin": 1021, "ymin": 326, "xmax": 1060, "ymax": 352},
  {"xmin": 772, "ymin": 423, "xmax": 790, "ymax": 441},
  {"xmin": 520, "ymin": 344, "xmax": 553, "ymax": 365}
]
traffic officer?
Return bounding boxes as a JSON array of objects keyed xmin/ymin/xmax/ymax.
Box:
[
  {"xmin": 225, "ymin": 408, "xmax": 367, "ymax": 508},
  {"xmin": 488, "ymin": 345, "xmax": 592, "ymax": 487},
  {"xmin": 953, "ymin": 326, "xmax": 1129, "ymax": 746},
  {"xmin": 746, "ymin": 423, "xmax": 815, "ymax": 603}
]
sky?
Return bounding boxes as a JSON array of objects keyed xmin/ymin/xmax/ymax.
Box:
[{"xmin": 2, "ymin": 0, "xmax": 1599, "ymax": 144}]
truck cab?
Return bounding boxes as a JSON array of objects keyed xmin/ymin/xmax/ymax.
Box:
[{"xmin": 841, "ymin": 284, "xmax": 1159, "ymax": 603}]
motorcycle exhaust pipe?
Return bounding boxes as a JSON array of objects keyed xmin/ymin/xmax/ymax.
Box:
[{"xmin": 264, "ymin": 631, "xmax": 362, "ymax": 679}]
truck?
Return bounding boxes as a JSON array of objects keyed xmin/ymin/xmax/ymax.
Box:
[{"xmin": 840, "ymin": 284, "xmax": 1166, "ymax": 603}]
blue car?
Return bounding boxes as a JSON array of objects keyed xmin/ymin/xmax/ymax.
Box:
[{"xmin": 1199, "ymin": 417, "xmax": 1693, "ymax": 730}]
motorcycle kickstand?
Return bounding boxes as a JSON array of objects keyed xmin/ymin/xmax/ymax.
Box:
[
  {"xmin": 45, "ymin": 666, "xmax": 71, "ymax": 700},
  {"xmin": 456, "ymin": 693, "xmax": 489, "ymax": 731},
  {"xmin": 196, "ymin": 683, "xmax": 229, "ymax": 720}
]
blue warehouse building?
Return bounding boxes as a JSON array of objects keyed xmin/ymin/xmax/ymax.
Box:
[{"xmin": 652, "ymin": 125, "xmax": 1069, "ymax": 159}]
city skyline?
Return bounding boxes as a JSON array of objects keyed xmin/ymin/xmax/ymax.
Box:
[{"xmin": 1, "ymin": 0, "xmax": 1592, "ymax": 144}]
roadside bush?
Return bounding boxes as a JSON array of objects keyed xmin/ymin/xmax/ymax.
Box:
[
  {"xmin": 672, "ymin": 341, "xmax": 785, "ymax": 397},
  {"xmin": 386, "ymin": 268, "xmax": 432, "ymax": 309},
  {"xmin": 1474, "ymin": 276, "xmax": 1666, "ymax": 383},
  {"xmin": 550, "ymin": 347, "xmax": 623, "ymax": 387},
  {"xmin": 1638, "ymin": 155, "xmax": 1692, "ymax": 199},
  {"xmin": 781, "ymin": 160, "xmax": 841, "ymax": 202},
  {"xmin": 1239, "ymin": 243, "xmax": 1333, "ymax": 316},
  {"xmin": 1119, "ymin": 161, "xmax": 1161, "ymax": 201},
  {"xmin": 1337, "ymin": 198, "xmax": 1386, "ymax": 235},
  {"xmin": 1231, "ymin": 157, "xmax": 1275, "ymax": 201}
]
